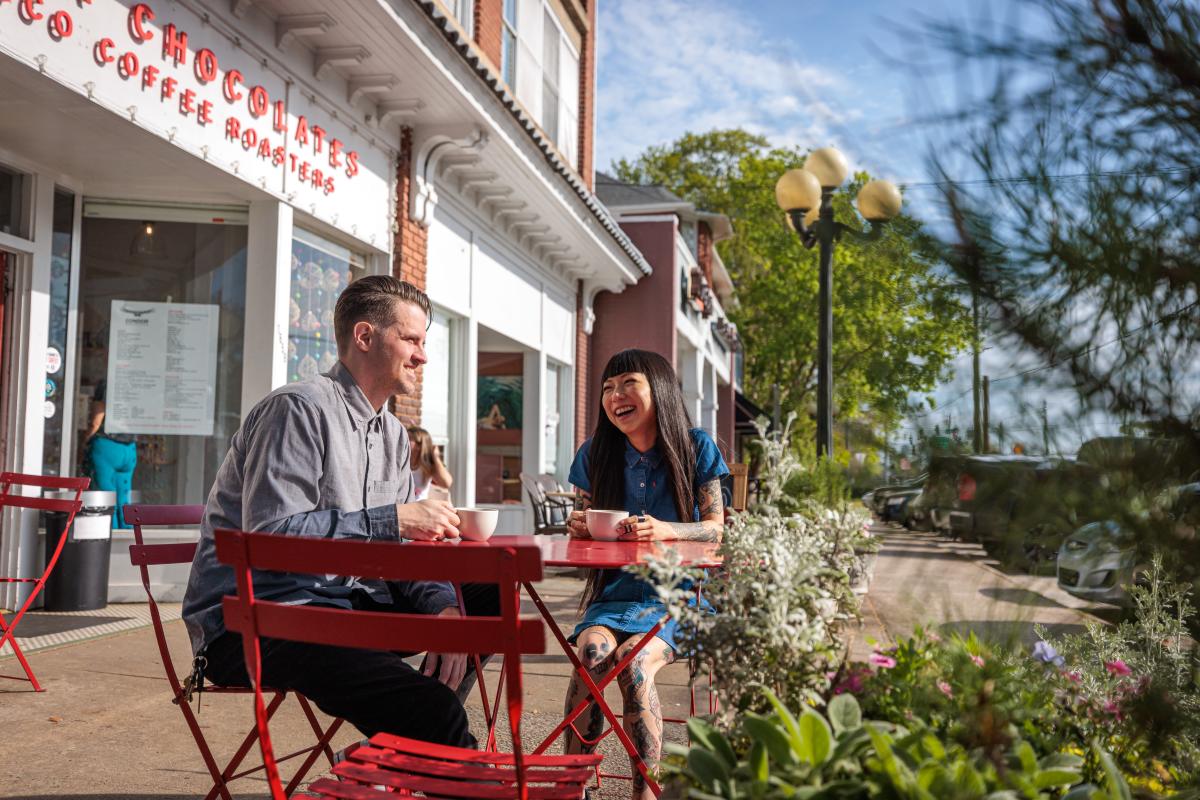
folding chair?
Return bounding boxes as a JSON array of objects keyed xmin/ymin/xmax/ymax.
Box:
[
  {"xmin": 125, "ymin": 505, "xmax": 344, "ymax": 800},
  {"xmin": 215, "ymin": 530, "xmax": 602, "ymax": 800},
  {"xmin": 0, "ymin": 472, "xmax": 89, "ymax": 692},
  {"xmin": 520, "ymin": 472, "xmax": 570, "ymax": 535}
]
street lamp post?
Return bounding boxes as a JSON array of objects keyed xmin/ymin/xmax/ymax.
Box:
[{"xmin": 775, "ymin": 147, "xmax": 902, "ymax": 457}]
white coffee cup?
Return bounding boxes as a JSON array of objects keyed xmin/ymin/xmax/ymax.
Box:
[
  {"xmin": 586, "ymin": 509, "xmax": 627, "ymax": 541},
  {"xmin": 456, "ymin": 508, "xmax": 499, "ymax": 542}
]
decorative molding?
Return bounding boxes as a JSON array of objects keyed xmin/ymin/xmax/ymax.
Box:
[
  {"xmin": 230, "ymin": 0, "xmax": 254, "ymax": 19},
  {"xmin": 314, "ymin": 46, "xmax": 370, "ymax": 81},
  {"xmin": 275, "ymin": 14, "xmax": 335, "ymax": 50},
  {"xmin": 347, "ymin": 74, "xmax": 398, "ymax": 106},
  {"xmin": 376, "ymin": 99, "xmax": 426, "ymax": 126},
  {"xmin": 410, "ymin": 126, "xmax": 490, "ymax": 228}
]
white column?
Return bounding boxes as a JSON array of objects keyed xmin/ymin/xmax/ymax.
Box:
[
  {"xmin": 450, "ymin": 317, "xmax": 479, "ymax": 508},
  {"xmin": 240, "ymin": 200, "xmax": 293, "ymax": 414},
  {"xmin": 521, "ymin": 349, "xmax": 546, "ymax": 532},
  {"xmin": 679, "ymin": 344, "xmax": 703, "ymax": 426},
  {"xmin": 702, "ymin": 360, "xmax": 718, "ymax": 436}
]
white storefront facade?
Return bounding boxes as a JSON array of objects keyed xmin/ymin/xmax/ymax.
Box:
[{"xmin": 0, "ymin": 0, "xmax": 645, "ymax": 604}]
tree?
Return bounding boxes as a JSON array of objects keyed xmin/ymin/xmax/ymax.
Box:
[{"xmin": 613, "ymin": 130, "xmax": 973, "ymax": 444}]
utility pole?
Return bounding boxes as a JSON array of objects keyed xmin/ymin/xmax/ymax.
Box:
[
  {"xmin": 982, "ymin": 376, "xmax": 990, "ymax": 452},
  {"xmin": 971, "ymin": 288, "xmax": 983, "ymax": 453},
  {"xmin": 771, "ymin": 383, "xmax": 781, "ymax": 435},
  {"xmin": 1041, "ymin": 401, "xmax": 1050, "ymax": 455}
]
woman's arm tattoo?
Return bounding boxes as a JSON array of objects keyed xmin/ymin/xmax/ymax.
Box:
[
  {"xmin": 574, "ymin": 488, "xmax": 592, "ymax": 511},
  {"xmin": 665, "ymin": 478, "xmax": 724, "ymax": 541}
]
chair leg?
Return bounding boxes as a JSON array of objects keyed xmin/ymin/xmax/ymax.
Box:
[
  {"xmin": 204, "ymin": 690, "xmax": 288, "ymax": 799},
  {"xmin": 0, "ymin": 604, "xmax": 43, "ymax": 692},
  {"xmin": 174, "ymin": 687, "xmax": 237, "ymax": 800},
  {"xmin": 283, "ymin": 696, "xmax": 345, "ymax": 795}
]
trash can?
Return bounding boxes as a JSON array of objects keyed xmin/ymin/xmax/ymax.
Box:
[{"xmin": 43, "ymin": 490, "xmax": 115, "ymax": 611}]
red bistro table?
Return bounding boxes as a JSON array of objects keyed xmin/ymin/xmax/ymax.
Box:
[{"xmin": 451, "ymin": 534, "xmax": 722, "ymax": 797}]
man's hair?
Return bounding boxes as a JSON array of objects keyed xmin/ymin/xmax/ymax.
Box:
[{"xmin": 334, "ymin": 275, "xmax": 431, "ymax": 352}]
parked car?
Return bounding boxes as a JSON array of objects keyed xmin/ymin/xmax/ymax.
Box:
[
  {"xmin": 863, "ymin": 474, "xmax": 927, "ymax": 517},
  {"xmin": 924, "ymin": 454, "xmax": 965, "ymax": 536},
  {"xmin": 882, "ymin": 487, "xmax": 923, "ymax": 523},
  {"xmin": 1057, "ymin": 482, "xmax": 1200, "ymax": 607}
]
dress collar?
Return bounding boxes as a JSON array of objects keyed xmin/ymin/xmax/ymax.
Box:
[
  {"xmin": 624, "ymin": 437, "xmax": 664, "ymax": 469},
  {"xmin": 328, "ymin": 360, "xmax": 384, "ymax": 431}
]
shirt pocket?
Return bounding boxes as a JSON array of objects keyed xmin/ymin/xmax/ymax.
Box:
[{"xmin": 367, "ymin": 479, "xmax": 399, "ymax": 508}]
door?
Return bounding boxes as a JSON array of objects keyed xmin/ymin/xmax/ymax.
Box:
[{"xmin": 0, "ymin": 250, "xmax": 9, "ymax": 468}]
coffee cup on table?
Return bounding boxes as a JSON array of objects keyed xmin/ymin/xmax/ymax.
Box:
[
  {"xmin": 456, "ymin": 508, "xmax": 499, "ymax": 541},
  {"xmin": 585, "ymin": 509, "xmax": 627, "ymax": 541}
]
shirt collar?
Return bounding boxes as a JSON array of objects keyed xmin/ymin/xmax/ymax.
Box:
[
  {"xmin": 328, "ymin": 361, "xmax": 384, "ymax": 431},
  {"xmin": 624, "ymin": 438, "xmax": 664, "ymax": 469}
]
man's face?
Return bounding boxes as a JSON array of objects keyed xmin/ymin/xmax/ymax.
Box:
[{"xmin": 365, "ymin": 299, "xmax": 428, "ymax": 397}]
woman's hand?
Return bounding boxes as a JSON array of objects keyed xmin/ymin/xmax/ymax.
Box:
[
  {"xmin": 617, "ymin": 514, "xmax": 672, "ymax": 541},
  {"xmin": 567, "ymin": 510, "xmax": 590, "ymax": 538}
]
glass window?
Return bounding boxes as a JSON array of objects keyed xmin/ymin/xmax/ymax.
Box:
[
  {"xmin": 452, "ymin": 0, "xmax": 474, "ymax": 38},
  {"xmin": 77, "ymin": 217, "xmax": 247, "ymax": 507},
  {"xmin": 541, "ymin": 9, "xmax": 561, "ymax": 144},
  {"xmin": 0, "ymin": 163, "xmax": 31, "ymax": 238},
  {"xmin": 41, "ymin": 190, "xmax": 74, "ymax": 476},
  {"xmin": 502, "ymin": 0, "xmax": 518, "ymax": 87},
  {"xmin": 288, "ymin": 228, "xmax": 366, "ymax": 383},
  {"xmin": 422, "ymin": 311, "xmax": 452, "ymax": 444}
]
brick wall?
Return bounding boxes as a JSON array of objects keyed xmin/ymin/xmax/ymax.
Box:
[
  {"xmin": 577, "ymin": 0, "xmax": 596, "ymax": 188},
  {"xmin": 392, "ymin": 125, "xmax": 428, "ymax": 426},
  {"xmin": 718, "ymin": 360, "xmax": 738, "ymax": 463},
  {"xmin": 574, "ymin": 282, "xmax": 591, "ymax": 448},
  {"xmin": 475, "ymin": 0, "xmax": 503, "ymax": 76}
]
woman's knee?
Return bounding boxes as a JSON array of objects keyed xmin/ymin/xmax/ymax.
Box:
[{"xmin": 574, "ymin": 628, "xmax": 616, "ymax": 671}]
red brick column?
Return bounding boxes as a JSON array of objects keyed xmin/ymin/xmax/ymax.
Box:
[
  {"xmin": 718, "ymin": 359, "xmax": 738, "ymax": 463},
  {"xmin": 577, "ymin": 0, "xmax": 596, "ymax": 187},
  {"xmin": 392, "ymin": 125, "xmax": 428, "ymax": 426},
  {"xmin": 697, "ymin": 221, "xmax": 714, "ymax": 285},
  {"xmin": 574, "ymin": 283, "xmax": 591, "ymax": 448},
  {"xmin": 475, "ymin": 0, "xmax": 503, "ymax": 75}
]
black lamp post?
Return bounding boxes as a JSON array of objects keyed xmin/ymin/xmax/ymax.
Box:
[{"xmin": 775, "ymin": 148, "xmax": 902, "ymax": 457}]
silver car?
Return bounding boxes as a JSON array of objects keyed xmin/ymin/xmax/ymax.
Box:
[{"xmin": 1056, "ymin": 521, "xmax": 1146, "ymax": 606}]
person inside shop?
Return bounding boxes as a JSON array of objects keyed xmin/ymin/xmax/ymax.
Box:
[
  {"xmin": 407, "ymin": 426, "xmax": 454, "ymax": 501},
  {"xmin": 182, "ymin": 275, "xmax": 497, "ymax": 750},
  {"xmin": 82, "ymin": 376, "xmax": 137, "ymax": 530},
  {"xmin": 563, "ymin": 348, "xmax": 729, "ymax": 800}
]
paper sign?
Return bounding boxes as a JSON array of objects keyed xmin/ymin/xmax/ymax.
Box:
[{"xmin": 105, "ymin": 301, "xmax": 219, "ymax": 436}]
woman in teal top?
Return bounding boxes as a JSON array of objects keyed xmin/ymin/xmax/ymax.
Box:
[{"xmin": 564, "ymin": 349, "xmax": 728, "ymax": 800}]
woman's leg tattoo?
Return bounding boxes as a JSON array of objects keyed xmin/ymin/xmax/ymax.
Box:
[
  {"xmin": 618, "ymin": 643, "xmax": 675, "ymax": 799},
  {"xmin": 564, "ymin": 634, "xmax": 614, "ymax": 754}
]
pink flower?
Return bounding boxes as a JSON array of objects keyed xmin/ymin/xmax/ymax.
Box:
[
  {"xmin": 1105, "ymin": 660, "xmax": 1132, "ymax": 677},
  {"xmin": 937, "ymin": 680, "xmax": 954, "ymax": 698},
  {"xmin": 869, "ymin": 653, "xmax": 897, "ymax": 669},
  {"xmin": 926, "ymin": 631, "xmax": 942, "ymax": 644},
  {"xmin": 1103, "ymin": 699, "xmax": 1123, "ymax": 719},
  {"xmin": 970, "ymin": 655, "xmax": 985, "ymax": 668},
  {"xmin": 1064, "ymin": 671, "xmax": 1083, "ymax": 684}
]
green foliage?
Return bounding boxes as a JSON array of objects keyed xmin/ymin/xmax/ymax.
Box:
[
  {"xmin": 632, "ymin": 420, "xmax": 873, "ymax": 714},
  {"xmin": 612, "ymin": 129, "xmax": 973, "ymax": 430},
  {"xmin": 661, "ymin": 689, "xmax": 1106, "ymax": 800}
]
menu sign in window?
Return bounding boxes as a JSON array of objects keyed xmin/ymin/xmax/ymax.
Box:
[{"xmin": 106, "ymin": 301, "xmax": 219, "ymax": 436}]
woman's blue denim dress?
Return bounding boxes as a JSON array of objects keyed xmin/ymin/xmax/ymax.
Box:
[{"xmin": 567, "ymin": 428, "xmax": 729, "ymax": 652}]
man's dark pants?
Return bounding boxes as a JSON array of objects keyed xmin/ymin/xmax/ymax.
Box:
[{"xmin": 203, "ymin": 582, "xmax": 500, "ymax": 749}]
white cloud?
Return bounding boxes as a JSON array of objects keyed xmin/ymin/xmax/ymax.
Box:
[{"xmin": 595, "ymin": 0, "xmax": 863, "ymax": 170}]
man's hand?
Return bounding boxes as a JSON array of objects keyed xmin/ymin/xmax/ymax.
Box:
[
  {"xmin": 397, "ymin": 499, "xmax": 460, "ymax": 541},
  {"xmin": 423, "ymin": 607, "xmax": 468, "ymax": 691}
]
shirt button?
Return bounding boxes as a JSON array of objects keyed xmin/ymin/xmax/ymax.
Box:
[{"xmin": 640, "ymin": 482, "xmax": 645, "ymax": 487}]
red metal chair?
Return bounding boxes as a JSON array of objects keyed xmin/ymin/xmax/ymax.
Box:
[
  {"xmin": 215, "ymin": 530, "xmax": 602, "ymax": 800},
  {"xmin": 125, "ymin": 505, "xmax": 345, "ymax": 800},
  {"xmin": 0, "ymin": 472, "xmax": 89, "ymax": 692}
]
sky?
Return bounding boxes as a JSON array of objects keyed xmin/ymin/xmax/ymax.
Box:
[{"xmin": 593, "ymin": 0, "xmax": 1122, "ymax": 455}]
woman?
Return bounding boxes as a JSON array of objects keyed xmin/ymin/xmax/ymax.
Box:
[
  {"xmin": 563, "ymin": 349, "xmax": 728, "ymax": 800},
  {"xmin": 407, "ymin": 427, "xmax": 453, "ymax": 501},
  {"xmin": 83, "ymin": 378, "xmax": 138, "ymax": 529}
]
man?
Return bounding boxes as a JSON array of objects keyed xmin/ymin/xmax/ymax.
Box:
[{"xmin": 183, "ymin": 275, "xmax": 488, "ymax": 748}]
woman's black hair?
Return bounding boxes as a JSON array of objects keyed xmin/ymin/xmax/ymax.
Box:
[{"xmin": 580, "ymin": 349, "xmax": 697, "ymax": 608}]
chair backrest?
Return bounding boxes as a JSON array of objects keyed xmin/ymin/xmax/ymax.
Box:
[
  {"xmin": 519, "ymin": 472, "xmax": 550, "ymax": 530},
  {"xmin": 1, "ymin": 472, "xmax": 90, "ymax": 581},
  {"xmin": 214, "ymin": 530, "xmax": 546, "ymax": 800},
  {"xmin": 125, "ymin": 504, "xmax": 205, "ymax": 695},
  {"xmin": 729, "ymin": 464, "xmax": 749, "ymax": 512},
  {"xmin": 535, "ymin": 474, "xmax": 563, "ymax": 493}
]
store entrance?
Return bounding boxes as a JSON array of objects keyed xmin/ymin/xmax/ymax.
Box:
[
  {"xmin": 74, "ymin": 213, "xmax": 248, "ymax": 517},
  {"xmin": 0, "ymin": 250, "xmax": 9, "ymax": 470}
]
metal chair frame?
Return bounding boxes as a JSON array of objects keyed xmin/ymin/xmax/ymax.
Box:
[
  {"xmin": 125, "ymin": 504, "xmax": 344, "ymax": 799},
  {"xmin": 216, "ymin": 531, "xmax": 601, "ymax": 800},
  {"xmin": 0, "ymin": 472, "xmax": 90, "ymax": 692}
]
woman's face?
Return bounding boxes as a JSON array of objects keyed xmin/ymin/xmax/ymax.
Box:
[{"xmin": 602, "ymin": 371, "xmax": 656, "ymax": 438}]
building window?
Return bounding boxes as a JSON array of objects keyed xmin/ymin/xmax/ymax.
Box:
[
  {"xmin": 502, "ymin": 0, "xmax": 518, "ymax": 87},
  {"xmin": 541, "ymin": 8, "xmax": 560, "ymax": 144},
  {"xmin": 450, "ymin": 0, "xmax": 474, "ymax": 38},
  {"xmin": 0, "ymin": 162, "xmax": 31, "ymax": 238},
  {"xmin": 543, "ymin": 362, "xmax": 563, "ymax": 475},
  {"xmin": 42, "ymin": 190, "xmax": 74, "ymax": 476},
  {"xmin": 288, "ymin": 228, "xmax": 367, "ymax": 383}
]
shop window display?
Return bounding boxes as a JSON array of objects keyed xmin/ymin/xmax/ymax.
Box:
[{"xmin": 288, "ymin": 229, "xmax": 365, "ymax": 382}]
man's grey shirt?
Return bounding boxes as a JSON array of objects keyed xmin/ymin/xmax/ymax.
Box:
[{"xmin": 182, "ymin": 361, "xmax": 456, "ymax": 655}]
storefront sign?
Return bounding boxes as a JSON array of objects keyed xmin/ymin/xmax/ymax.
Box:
[
  {"xmin": 0, "ymin": 0, "xmax": 393, "ymax": 248},
  {"xmin": 46, "ymin": 346, "xmax": 62, "ymax": 374},
  {"xmin": 105, "ymin": 300, "xmax": 219, "ymax": 436}
]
